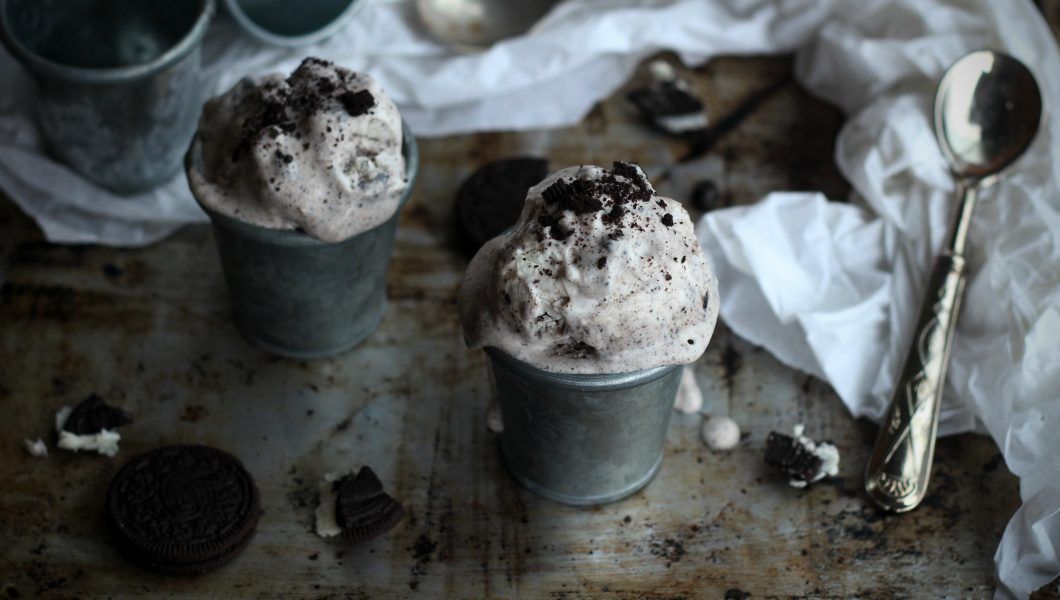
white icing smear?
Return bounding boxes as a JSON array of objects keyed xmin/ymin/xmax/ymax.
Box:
[
  {"xmin": 315, "ymin": 470, "xmax": 349, "ymax": 538},
  {"xmin": 702, "ymin": 416, "xmax": 740, "ymax": 451}
]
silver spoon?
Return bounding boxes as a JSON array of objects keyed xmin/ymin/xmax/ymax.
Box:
[
  {"xmin": 864, "ymin": 49, "xmax": 1042, "ymax": 513},
  {"xmin": 416, "ymin": 0, "xmax": 556, "ymax": 50}
]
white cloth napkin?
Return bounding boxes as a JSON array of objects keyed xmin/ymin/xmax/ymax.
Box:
[
  {"xmin": 0, "ymin": 0, "xmax": 837, "ymax": 246},
  {"xmin": 695, "ymin": 2, "xmax": 1060, "ymax": 597},
  {"xmin": 0, "ymin": 0, "xmax": 1056, "ymax": 594}
]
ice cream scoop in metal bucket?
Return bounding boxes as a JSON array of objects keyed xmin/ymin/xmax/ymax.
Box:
[
  {"xmin": 0, "ymin": 0, "xmax": 215, "ymax": 193},
  {"xmin": 486, "ymin": 347, "xmax": 683, "ymax": 506},
  {"xmin": 186, "ymin": 122, "xmax": 419, "ymax": 360}
]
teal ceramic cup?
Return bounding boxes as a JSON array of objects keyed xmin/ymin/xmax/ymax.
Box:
[
  {"xmin": 186, "ymin": 123, "xmax": 419, "ymax": 359},
  {"xmin": 486, "ymin": 347, "xmax": 683, "ymax": 506},
  {"xmin": 0, "ymin": 0, "xmax": 215, "ymax": 193}
]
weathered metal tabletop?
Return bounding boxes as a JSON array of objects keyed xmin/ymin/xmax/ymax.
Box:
[{"xmin": 0, "ymin": 53, "xmax": 1034, "ymax": 598}]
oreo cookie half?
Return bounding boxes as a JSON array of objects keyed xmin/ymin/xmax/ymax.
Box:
[
  {"xmin": 106, "ymin": 445, "xmax": 262, "ymax": 575},
  {"xmin": 455, "ymin": 157, "xmax": 549, "ymax": 254},
  {"xmin": 62, "ymin": 394, "xmax": 132, "ymax": 435},
  {"xmin": 334, "ymin": 466, "xmax": 405, "ymax": 541},
  {"xmin": 55, "ymin": 394, "xmax": 133, "ymax": 457},
  {"xmin": 627, "ymin": 80, "xmax": 708, "ymax": 136},
  {"xmin": 764, "ymin": 431, "xmax": 822, "ymax": 485}
]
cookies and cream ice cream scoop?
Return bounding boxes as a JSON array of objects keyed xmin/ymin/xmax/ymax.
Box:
[
  {"xmin": 186, "ymin": 57, "xmax": 407, "ymax": 243},
  {"xmin": 458, "ymin": 161, "xmax": 719, "ymax": 374}
]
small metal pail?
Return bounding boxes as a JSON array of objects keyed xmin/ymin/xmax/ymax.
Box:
[{"xmin": 486, "ymin": 347, "xmax": 682, "ymax": 505}]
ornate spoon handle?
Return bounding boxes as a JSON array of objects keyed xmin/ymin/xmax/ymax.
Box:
[{"xmin": 864, "ymin": 184, "xmax": 976, "ymax": 512}]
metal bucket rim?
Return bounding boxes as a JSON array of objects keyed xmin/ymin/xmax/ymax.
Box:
[
  {"xmin": 223, "ymin": 0, "xmax": 360, "ymax": 48},
  {"xmin": 484, "ymin": 346, "xmax": 682, "ymax": 392},
  {"xmin": 187, "ymin": 120, "xmax": 419, "ymax": 247},
  {"xmin": 0, "ymin": 0, "xmax": 216, "ymax": 84}
]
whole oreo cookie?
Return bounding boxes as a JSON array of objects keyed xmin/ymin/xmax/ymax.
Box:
[
  {"xmin": 456, "ymin": 157, "xmax": 549, "ymax": 254},
  {"xmin": 106, "ymin": 445, "xmax": 262, "ymax": 575}
]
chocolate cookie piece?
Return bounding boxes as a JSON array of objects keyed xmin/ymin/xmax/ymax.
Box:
[
  {"xmin": 456, "ymin": 157, "xmax": 549, "ymax": 253},
  {"xmin": 334, "ymin": 467, "xmax": 405, "ymax": 541},
  {"xmin": 61, "ymin": 394, "xmax": 132, "ymax": 435},
  {"xmin": 106, "ymin": 445, "xmax": 262, "ymax": 575},
  {"xmin": 764, "ymin": 431, "xmax": 822, "ymax": 484},
  {"xmin": 627, "ymin": 81, "xmax": 708, "ymax": 136}
]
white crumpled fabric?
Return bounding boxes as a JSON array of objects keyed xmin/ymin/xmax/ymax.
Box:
[
  {"xmin": 695, "ymin": 2, "xmax": 1060, "ymax": 597},
  {"xmin": 0, "ymin": 0, "xmax": 1056, "ymax": 594},
  {"xmin": 0, "ymin": 0, "xmax": 835, "ymax": 246}
]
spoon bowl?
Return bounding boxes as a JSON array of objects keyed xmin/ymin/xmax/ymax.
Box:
[
  {"xmin": 934, "ymin": 50, "xmax": 1043, "ymax": 182},
  {"xmin": 416, "ymin": 0, "xmax": 555, "ymax": 50}
]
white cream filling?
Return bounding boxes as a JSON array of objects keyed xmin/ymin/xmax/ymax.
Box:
[
  {"xmin": 658, "ymin": 112, "xmax": 709, "ymax": 133},
  {"xmin": 54, "ymin": 406, "xmax": 122, "ymax": 457},
  {"xmin": 315, "ymin": 470, "xmax": 355, "ymax": 538},
  {"xmin": 23, "ymin": 438, "xmax": 48, "ymax": 458},
  {"xmin": 788, "ymin": 424, "xmax": 840, "ymax": 488}
]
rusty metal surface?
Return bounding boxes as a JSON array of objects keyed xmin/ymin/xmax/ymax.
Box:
[{"xmin": 0, "ymin": 54, "xmax": 1025, "ymax": 598}]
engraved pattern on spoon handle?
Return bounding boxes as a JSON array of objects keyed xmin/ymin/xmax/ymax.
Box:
[{"xmin": 865, "ymin": 253, "xmax": 967, "ymax": 512}]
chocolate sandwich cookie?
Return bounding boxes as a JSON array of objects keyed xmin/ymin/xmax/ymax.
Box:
[
  {"xmin": 62, "ymin": 394, "xmax": 132, "ymax": 435},
  {"xmin": 106, "ymin": 445, "xmax": 262, "ymax": 575},
  {"xmin": 764, "ymin": 431, "xmax": 822, "ymax": 484},
  {"xmin": 334, "ymin": 466, "xmax": 404, "ymax": 541},
  {"xmin": 456, "ymin": 157, "xmax": 549, "ymax": 253},
  {"xmin": 627, "ymin": 80, "xmax": 708, "ymax": 136}
]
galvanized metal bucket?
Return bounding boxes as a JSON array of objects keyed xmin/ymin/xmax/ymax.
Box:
[
  {"xmin": 485, "ymin": 347, "xmax": 683, "ymax": 505},
  {"xmin": 223, "ymin": 0, "xmax": 359, "ymax": 47},
  {"xmin": 187, "ymin": 123, "xmax": 419, "ymax": 360},
  {"xmin": 0, "ymin": 0, "xmax": 215, "ymax": 194}
]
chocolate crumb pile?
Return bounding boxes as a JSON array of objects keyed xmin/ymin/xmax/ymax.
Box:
[
  {"xmin": 230, "ymin": 57, "xmax": 375, "ymax": 164},
  {"xmin": 533, "ymin": 161, "xmax": 657, "ymax": 246}
]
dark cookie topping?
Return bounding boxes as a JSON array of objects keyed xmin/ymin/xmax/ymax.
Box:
[
  {"xmin": 337, "ymin": 90, "xmax": 375, "ymax": 117},
  {"xmin": 542, "ymin": 178, "xmax": 604, "ymax": 214},
  {"xmin": 230, "ymin": 57, "xmax": 372, "ymax": 163},
  {"xmin": 535, "ymin": 161, "xmax": 657, "ymax": 241}
]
